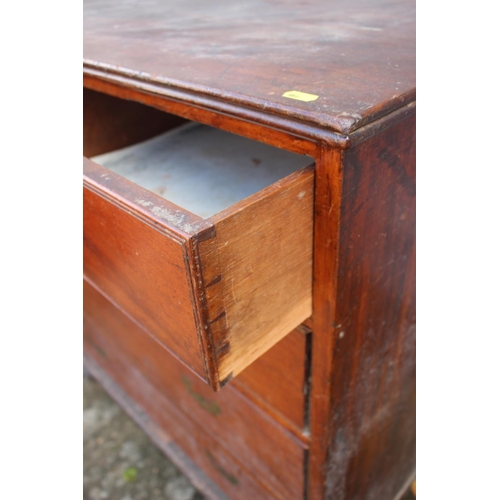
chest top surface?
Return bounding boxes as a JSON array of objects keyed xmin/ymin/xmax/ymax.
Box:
[{"xmin": 83, "ymin": 0, "xmax": 415, "ymax": 135}]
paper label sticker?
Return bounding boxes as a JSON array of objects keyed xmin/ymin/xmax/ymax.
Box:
[{"xmin": 282, "ymin": 90, "xmax": 319, "ymax": 102}]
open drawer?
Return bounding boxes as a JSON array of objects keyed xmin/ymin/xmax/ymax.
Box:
[{"xmin": 83, "ymin": 90, "xmax": 314, "ymax": 390}]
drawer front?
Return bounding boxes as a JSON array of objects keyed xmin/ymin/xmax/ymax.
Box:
[
  {"xmin": 84, "ymin": 155, "xmax": 313, "ymax": 390},
  {"xmin": 83, "ymin": 168, "xmax": 208, "ymax": 376},
  {"xmin": 84, "ymin": 280, "xmax": 306, "ymax": 500},
  {"xmin": 84, "ymin": 344, "xmax": 277, "ymax": 500}
]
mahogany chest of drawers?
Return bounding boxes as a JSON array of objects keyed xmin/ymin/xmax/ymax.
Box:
[{"xmin": 83, "ymin": 1, "xmax": 416, "ymax": 498}]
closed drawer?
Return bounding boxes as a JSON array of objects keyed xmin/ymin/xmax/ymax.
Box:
[
  {"xmin": 84, "ymin": 92, "xmax": 314, "ymax": 390},
  {"xmin": 84, "ymin": 343, "xmax": 282, "ymax": 500},
  {"xmin": 84, "ymin": 279, "xmax": 306, "ymax": 500}
]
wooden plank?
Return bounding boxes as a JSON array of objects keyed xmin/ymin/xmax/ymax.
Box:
[
  {"xmin": 204, "ymin": 165, "xmax": 314, "ymax": 382},
  {"xmin": 83, "ymin": 157, "xmax": 212, "ymax": 237},
  {"xmin": 84, "ymin": 75, "xmax": 320, "ymax": 155}
]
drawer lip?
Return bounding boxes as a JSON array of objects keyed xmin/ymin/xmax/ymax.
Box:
[{"xmin": 84, "ymin": 152, "xmax": 314, "ymax": 391}]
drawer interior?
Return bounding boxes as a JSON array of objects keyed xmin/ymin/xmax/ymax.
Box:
[
  {"xmin": 85, "ymin": 89, "xmax": 312, "ymax": 219},
  {"xmin": 92, "ymin": 122, "xmax": 311, "ymax": 219}
]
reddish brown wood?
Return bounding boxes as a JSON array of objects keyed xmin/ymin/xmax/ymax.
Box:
[
  {"xmin": 84, "ymin": 280, "xmax": 306, "ymax": 500},
  {"xmin": 83, "ymin": 158, "xmax": 210, "ymax": 379},
  {"xmin": 83, "ymin": 88, "xmax": 187, "ymax": 157},
  {"xmin": 84, "ymin": 355, "xmax": 232, "ymax": 500},
  {"xmin": 309, "ymin": 146, "xmax": 345, "ymax": 500}
]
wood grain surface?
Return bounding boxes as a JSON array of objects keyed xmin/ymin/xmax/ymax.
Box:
[
  {"xmin": 205, "ymin": 166, "xmax": 314, "ymax": 383},
  {"xmin": 309, "ymin": 146, "xmax": 345, "ymax": 500},
  {"xmin": 310, "ymin": 115, "xmax": 416, "ymax": 500},
  {"xmin": 84, "ymin": 355, "xmax": 232, "ymax": 500},
  {"xmin": 84, "ymin": 75, "xmax": 322, "ymax": 154},
  {"xmin": 83, "ymin": 0, "xmax": 415, "ymax": 135},
  {"xmin": 83, "ymin": 2, "xmax": 416, "ymax": 496}
]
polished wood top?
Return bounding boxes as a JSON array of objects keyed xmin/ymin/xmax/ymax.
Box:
[{"xmin": 84, "ymin": 0, "xmax": 415, "ymax": 135}]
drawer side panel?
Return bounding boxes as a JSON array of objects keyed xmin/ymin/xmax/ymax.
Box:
[{"xmin": 205, "ymin": 165, "xmax": 314, "ymax": 381}]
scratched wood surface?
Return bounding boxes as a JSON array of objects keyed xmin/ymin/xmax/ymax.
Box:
[
  {"xmin": 84, "ymin": 352, "xmax": 276, "ymax": 500},
  {"xmin": 84, "ymin": 75, "xmax": 322, "ymax": 153},
  {"xmin": 83, "ymin": 0, "xmax": 415, "ymax": 135},
  {"xmin": 84, "ymin": 159, "xmax": 211, "ymax": 378}
]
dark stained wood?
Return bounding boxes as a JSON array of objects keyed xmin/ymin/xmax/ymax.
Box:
[
  {"xmin": 83, "ymin": 0, "xmax": 415, "ymax": 135},
  {"xmin": 348, "ymin": 101, "xmax": 417, "ymax": 149},
  {"xmin": 311, "ymin": 115, "xmax": 416, "ymax": 500},
  {"xmin": 84, "ymin": 357, "xmax": 230, "ymax": 500},
  {"xmin": 83, "ymin": 87, "xmax": 187, "ymax": 157},
  {"xmin": 84, "ymin": 280, "xmax": 306, "ymax": 500}
]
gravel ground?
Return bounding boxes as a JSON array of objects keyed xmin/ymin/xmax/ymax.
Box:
[{"xmin": 84, "ymin": 372, "xmax": 415, "ymax": 500}]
